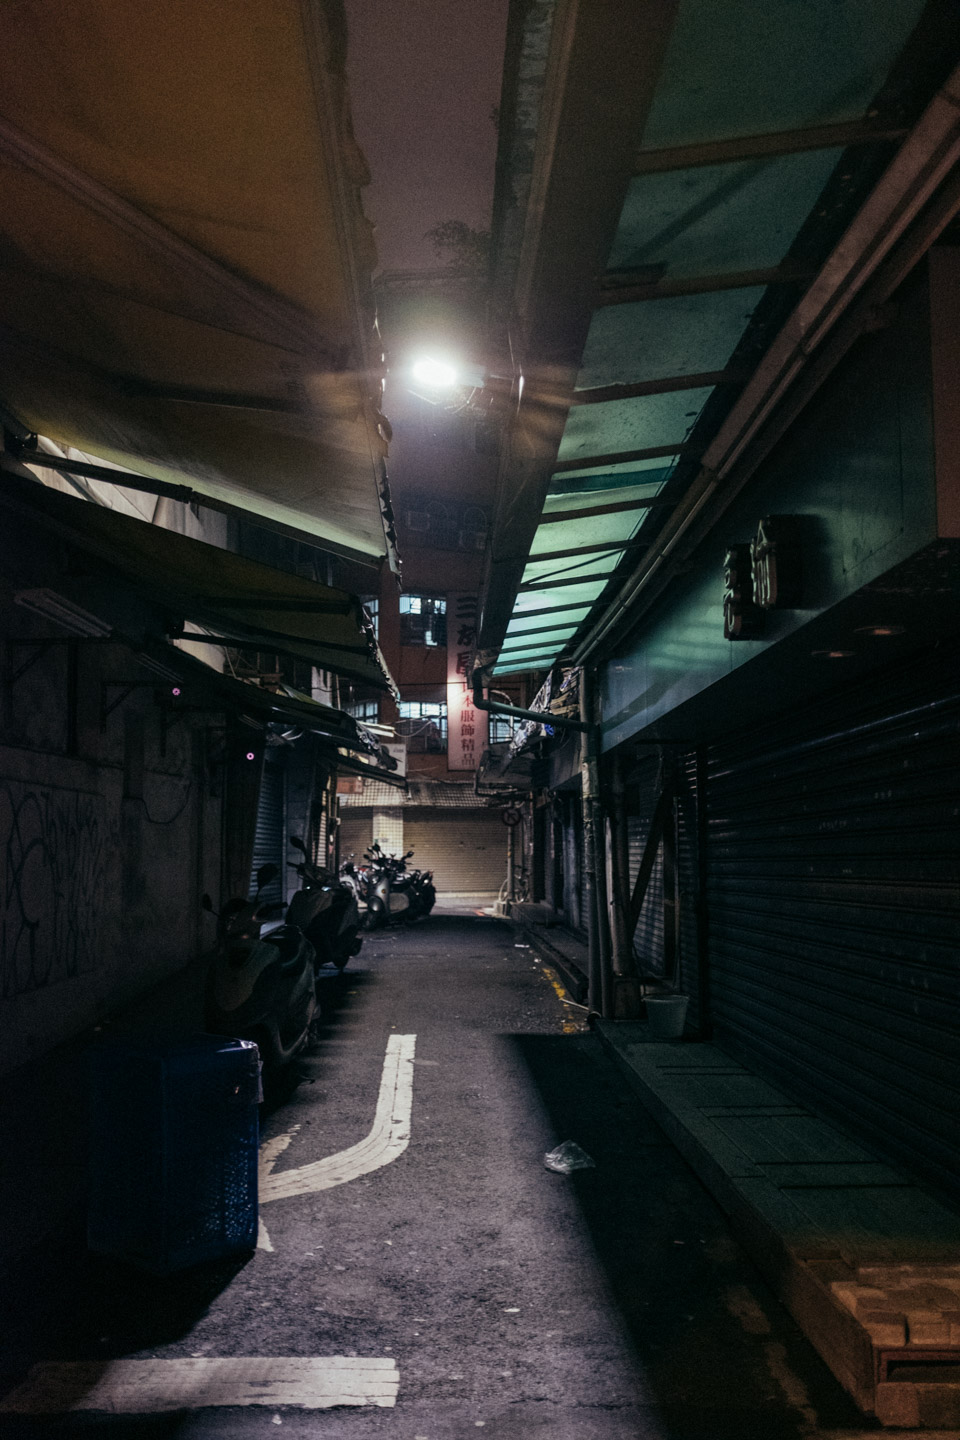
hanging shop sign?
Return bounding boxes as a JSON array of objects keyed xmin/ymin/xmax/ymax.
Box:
[
  {"xmin": 447, "ymin": 593, "xmax": 488, "ymax": 771},
  {"xmin": 724, "ymin": 515, "xmax": 803, "ymax": 640}
]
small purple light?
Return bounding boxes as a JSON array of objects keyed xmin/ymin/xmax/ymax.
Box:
[
  {"xmin": 246, "ymin": 751, "xmax": 256, "ymax": 761},
  {"xmin": 171, "ymin": 686, "xmax": 181, "ymax": 697}
]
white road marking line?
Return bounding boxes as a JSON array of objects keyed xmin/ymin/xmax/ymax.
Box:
[
  {"xmin": 257, "ymin": 1217, "xmax": 274, "ymax": 1251},
  {"xmin": 259, "ymin": 1034, "xmax": 416, "ymax": 1203},
  {"xmin": 0, "ymin": 1358, "xmax": 400, "ymax": 1413}
]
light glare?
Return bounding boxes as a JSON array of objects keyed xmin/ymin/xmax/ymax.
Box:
[{"xmin": 412, "ymin": 357, "xmax": 457, "ymax": 390}]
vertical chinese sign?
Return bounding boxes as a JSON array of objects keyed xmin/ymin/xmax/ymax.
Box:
[{"xmin": 446, "ymin": 594, "xmax": 487, "ymax": 771}]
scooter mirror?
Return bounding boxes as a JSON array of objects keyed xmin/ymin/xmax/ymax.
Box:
[
  {"xmin": 289, "ymin": 835, "xmax": 307, "ymax": 853},
  {"xmin": 256, "ymin": 862, "xmax": 280, "ymax": 891},
  {"xmin": 405, "ymin": 851, "xmax": 414, "ymax": 858}
]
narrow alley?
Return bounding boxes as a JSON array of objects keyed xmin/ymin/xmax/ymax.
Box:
[{"xmin": 2, "ymin": 913, "xmax": 882, "ymax": 1440}]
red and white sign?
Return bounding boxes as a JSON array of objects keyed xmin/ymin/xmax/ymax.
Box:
[{"xmin": 446, "ymin": 593, "xmax": 487, "ymax": 771}]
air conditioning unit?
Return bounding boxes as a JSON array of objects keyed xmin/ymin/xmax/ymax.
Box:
[{"xmin": 405, "ymin": 511, "xmax": 431, "ymax": 532}]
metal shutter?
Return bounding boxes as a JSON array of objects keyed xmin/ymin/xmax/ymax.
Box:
[
  {"xmin": 403, "ymin": 810, "xmax": 507, "ymax": 895},
  {"xmin": 676, "ymin": 749, "xmax": 702, "ymax": 1032},
  {"xmin": 249, "ymin": 755, "xmax": 285, "ymax": 902},
  {"xmin": 705, "ymin": 651, "xmax": 960, "ymax": 1201},
  {"xmin": 629, "ymin": 758, "xmax": 664, "ymax": 975},
  {"xmin": 338, "ymin": 812, "xmax": 371, "ymax": 865},
  {"xmin": 625, "ymin": 752, "xmax": 702, "ymax": 1028}
]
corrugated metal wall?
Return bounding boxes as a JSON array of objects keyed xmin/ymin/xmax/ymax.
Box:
[
  {"xmin": 403, "ymin": 811, "xmax": 507, "ymax": 894},
  {"xmin": 705, "ymin": 656, "xmax": 960, "ymax": 1201}
]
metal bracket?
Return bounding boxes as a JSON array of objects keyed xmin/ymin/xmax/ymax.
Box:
[{"xmin": 6, "ymin": 638, "xmax": 65, "ymax": 683}]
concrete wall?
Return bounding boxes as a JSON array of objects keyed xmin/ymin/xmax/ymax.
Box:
[{"xmin": 0, "ymin": 530, "xmax": 224, "ymax": 1075}]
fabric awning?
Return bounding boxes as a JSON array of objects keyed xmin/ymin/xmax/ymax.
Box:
[
  {"xmin": 0, "ymin": 0, "xmax": 392, "ymax": 565},
  {"xmin": 128, "ymin": 641, "xmax": 403, "ymax": 782},
  {"xmin": 0, "ymin": 466, "xmax": 398, "ymax": 694}
]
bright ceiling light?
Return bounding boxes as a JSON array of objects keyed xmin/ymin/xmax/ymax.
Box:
[{"xmin": 411, "ymin": 357, "xmax": 457, "ymax": 390}]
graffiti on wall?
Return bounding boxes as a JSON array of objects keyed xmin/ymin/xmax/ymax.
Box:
[{"xmin": 0, "ymin": 780, "xmax": 110, "ymax": 998}]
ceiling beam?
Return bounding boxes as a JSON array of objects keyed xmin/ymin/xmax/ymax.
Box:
[
  {"xmin": 497, "ymin": 650, "xmax": 565, "ymax": 665},
  {"xmin": 507, "ymin": 601, "xmax": 593, "ymax": 622},
  {"xmin": 501, "ymin": 622, "xmax": 578, "ymax": 644},
  {"xmin": 538, "ymin": 495, "xmax": 667, "ymax": 524},
  {"xmin": 528, "ymin": 535, "xmax": 644, "ymax": 565},
  {"xmin": 553, "ymin": 442, "xmax": 694, "ymax": 473},
  {"xmin": 597, "ymin": 262, "xmax": 814, "ymax": 306},
  {"xmin": 633, "ymin": 119, "xmax": 908, "ymax": 176},
  {"xmin": 571, "ymin": 368, "xmax": 746, "ymax": 404},
  {"xmin": 518, "ymin": 569, "xmax": 614, "ymax": 593}
]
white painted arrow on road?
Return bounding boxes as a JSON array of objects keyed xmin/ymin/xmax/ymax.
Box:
[{"xmin": 259, "ymin": 1034, "xmax": 417, "ymax": 1204}]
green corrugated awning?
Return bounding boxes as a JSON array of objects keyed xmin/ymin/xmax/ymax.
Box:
[
  {"xmin": 484, "ymin": 0, "xmax": 930, "ymax": 680},
  {"xmin": 0, "ymin": 466, "xmax": 398, "ymax": 694}
]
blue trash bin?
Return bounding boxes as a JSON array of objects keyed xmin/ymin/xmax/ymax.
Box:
[{"xmin": 88, "ymin": 1033, "xmax": 260, "ymax": 1273}]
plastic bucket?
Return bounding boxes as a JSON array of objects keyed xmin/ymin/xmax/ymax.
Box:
[{"xmin": 645, "ymin": 994, "xmax": 689, "ymax": 1040}]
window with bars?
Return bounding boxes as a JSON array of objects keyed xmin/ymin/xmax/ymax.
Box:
[
  {"xmin": 399, "ymin": 593, "xmax": 446, "ymax": 647},
  {"xmin": 345, "ymin": 699, "xmax": 380, "ymax": 723},
  {"xmin": 489, "ymin": 715, "xmax": 516, "ymax": 745},
  {"xmin": 397, "ymin": 700, "xmax": 447, "ymax": 752}
]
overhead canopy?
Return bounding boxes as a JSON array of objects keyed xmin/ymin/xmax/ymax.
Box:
[
  {"xmin": 483, "ymin": 0, "xmax": 940, "ymax": 676},
  {"xmin": 141, "ymin": 646, "xmax": 392, "ymax": 760},
  {"xmin": 0, "ymin": 467, "xmax": 398, "ymax": 694},
  {"xmin": 0, "ymin": 0, "xmax": 393, "ymax": 565}
]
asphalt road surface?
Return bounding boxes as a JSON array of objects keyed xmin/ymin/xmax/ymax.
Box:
[{"xmin": 2, "ymin": 911, "xmax": 881, "ymax": 1438}]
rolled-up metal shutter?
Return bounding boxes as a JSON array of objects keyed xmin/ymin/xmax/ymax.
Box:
[
  {"xmin": 706, "ymin": 648, "xmax": 960, "ymax": 1201},
  {"xmin": 403, "ymin": 810, "xmax": 507, "ymax": 895},
  {"xmin": 249, "ymin": 755, "xmax": 285, "ymax": 903},
  {"xmin": 338, "ymin": 812, "xmax": 371, "ymax": 865}
]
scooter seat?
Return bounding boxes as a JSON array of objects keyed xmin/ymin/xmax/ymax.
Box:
[{"xmin": 262, "ymin": 925, "xmax": 305, "ymax": 967}]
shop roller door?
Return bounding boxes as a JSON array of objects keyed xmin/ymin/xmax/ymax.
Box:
[
  {"xmin": 249, "ymin": 755, "xmax": 285, "ymax": 903},
  {"xmin": 705, "ymin": 646, "xmax": 960, "ymax": 1200},
  {"xmin": 403, "ymin": 810, "xmax": 507, "ymax": 895},
  {"xmin": 338, "ymin": 812, "xmax": 371, "ymax": 865},
  {"xmin": 627, "ymin": 751, "xmax": 702, "ymax": 1030}
]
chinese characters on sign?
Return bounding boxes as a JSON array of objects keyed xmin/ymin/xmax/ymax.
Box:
[
  {"xmin": 723, "ymin": 515, "xmax": 803, "ymax": 640},
  {"xmin": 446, "ymin": 593, "xmax": 488, "ymax": 771}
]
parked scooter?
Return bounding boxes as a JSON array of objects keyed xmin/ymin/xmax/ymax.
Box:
[
  {"xmin": 360, "ymin": 843, "xmax": 436, "ymax": 929},
  {"xmin": 286, "ymin": 835, "xmax": 363, "ymax": 975},
  {"xmin": 203, "ymin": 863, "xmax": 316, "ymax": 1071},
  {"xmin": 396, "ymin": 859, "xmax": 436, "ymax": 920}
]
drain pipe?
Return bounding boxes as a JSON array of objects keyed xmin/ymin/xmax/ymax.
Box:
[{"xmin": 471, "ymin": 670, "xmax": 593, "ymax": 734}]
